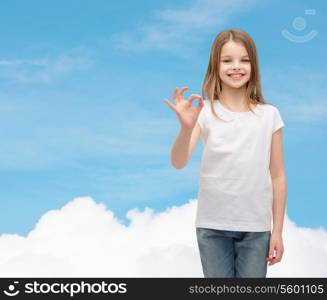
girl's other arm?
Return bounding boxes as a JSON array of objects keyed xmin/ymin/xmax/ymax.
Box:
[
  {"xmin": 267, "ymin": 128, "xmax": 286, "ymax": 266},
  {"xmin": 270, "ymin": 128, "xmax": 287, "ymax": 235}
]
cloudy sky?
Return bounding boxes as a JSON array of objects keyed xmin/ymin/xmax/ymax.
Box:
[{"xmin": 0, "ymin": 0, "xmax": 326, "ymax": 277}]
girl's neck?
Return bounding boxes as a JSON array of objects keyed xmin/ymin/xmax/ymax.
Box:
[{"xmin": 219, "ymin": 84, "xmax": 249, "ymax": 111}]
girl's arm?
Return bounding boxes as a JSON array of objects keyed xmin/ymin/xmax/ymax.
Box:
[
  {"xmin": 269, "ymin": 128, "xmax": 287, "ymax": 234},
  {"xmin": 267, "ymin": 128, "xmax": 287, "ymax": 266},
  {"xmin": 164, "ymin": 87, "xmax": 204, "ymax": 169},
  {"xmin": 170, "ymin": 123, "xmax": 201, "ymax": 169}
]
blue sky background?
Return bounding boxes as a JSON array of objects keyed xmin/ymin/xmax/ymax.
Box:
[{"xmin": 0, "ymin": 0, "xmax": 326, "ymax": 236}]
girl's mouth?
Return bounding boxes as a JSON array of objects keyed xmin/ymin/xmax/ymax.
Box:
[{"xmin": 228, "ymin": 73, "xmax": 245, "ymax": 80}]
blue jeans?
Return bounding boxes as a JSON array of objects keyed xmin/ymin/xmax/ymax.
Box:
[{"xmin": 196, "ymin": 227, "xmax": 271, "ymax": 278}]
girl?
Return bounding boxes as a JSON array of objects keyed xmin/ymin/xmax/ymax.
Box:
[{"xmin": 164, "ymin": 29, "xmax": 286, "ymax": 278}]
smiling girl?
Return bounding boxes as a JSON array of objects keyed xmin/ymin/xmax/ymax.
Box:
[{"xmin": 164, "ymin": 29, "xmax": 287, "ymax": 278}]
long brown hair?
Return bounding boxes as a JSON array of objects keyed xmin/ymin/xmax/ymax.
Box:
[{"xmin": 201, "ymin": 28, "xmax": 268, "ymax": 122}]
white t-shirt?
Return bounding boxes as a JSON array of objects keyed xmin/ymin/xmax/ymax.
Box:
[{"xmin": 196, "ymin": 99, "xmax": 285, "ymax": 232}]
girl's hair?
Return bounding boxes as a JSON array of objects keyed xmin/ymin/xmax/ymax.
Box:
[{"xmin": 201, "ymin": 28, "xmax": 268, "ymax": 122}]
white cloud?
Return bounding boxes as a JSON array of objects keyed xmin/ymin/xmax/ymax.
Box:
[
  {"xmin": 263, "ymin": 65, "xmax": 327, "ymax": 123},
  {"xmin": 0, "ymin": 59, "xmax": 48, "ymax": 66},
  {"xmin": 110, "ymin": 0, "xmax": 263, "ymax": 56},
  {"xmin": 0, "ymin": 197, "xmax": 326, "ymax": 277},
  {"xmin": 0, "ymin": 56, "xmax": 92, "ymax": 84}
]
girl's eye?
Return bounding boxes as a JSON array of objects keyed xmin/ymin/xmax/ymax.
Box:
[{"xmin": 222, "ymin": 59, "xmax": 250, "ymax": 62}]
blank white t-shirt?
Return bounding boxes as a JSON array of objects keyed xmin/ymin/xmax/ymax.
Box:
[{"xmin": 196, "ymin": 99, "xmax": 285, "ymax": 232}]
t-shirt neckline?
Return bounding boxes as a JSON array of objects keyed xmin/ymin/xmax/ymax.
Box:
[{"xmin": 216, "ymin": 99, "xmax": 257, "ymax": 115}]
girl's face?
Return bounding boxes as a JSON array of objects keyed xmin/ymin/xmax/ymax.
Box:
[{"xmin": 219, "ymin": 40, "xmax": 251, "ymax": 89}]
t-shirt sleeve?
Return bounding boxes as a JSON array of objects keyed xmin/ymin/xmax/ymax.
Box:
[
  {"xmin": 197, "ymin": 101, "xmax": 207, "ymax": 129},
  {"xmin": 272, "ymin": 106, "xmax": 285, "ymax": 134}
]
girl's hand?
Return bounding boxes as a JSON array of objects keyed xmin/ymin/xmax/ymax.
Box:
[
  {"xmin": 164, "ymin": 87, "xmax": 204, "ymax": 129},
  {"xmin": 266, "ymin": 232, "xmax": 284, "ymax": 266}
]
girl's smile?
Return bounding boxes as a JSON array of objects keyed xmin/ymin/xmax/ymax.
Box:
[{"xmin": 228, "ymin": 73, "xmax": 245, "ymax": 80}]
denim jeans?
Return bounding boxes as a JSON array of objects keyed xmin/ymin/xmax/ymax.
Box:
[{"xmin": 196, "ymin": 227, "xmax": 271, "ymax": 278}]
